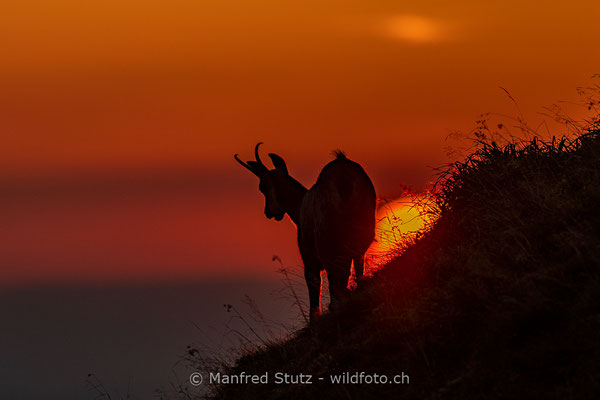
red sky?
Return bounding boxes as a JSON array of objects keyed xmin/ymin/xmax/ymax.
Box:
[{"xmin": 1, "ymin": 0, "xmax": 599, "ymax": 285}]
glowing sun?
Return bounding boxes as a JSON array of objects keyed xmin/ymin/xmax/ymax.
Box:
[{"xmin": 367, "ymin": 196, "xmax": 432, "ymax": 265}]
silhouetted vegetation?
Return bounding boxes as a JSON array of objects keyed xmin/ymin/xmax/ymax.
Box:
[{"xmin": 181, "ymin": 107, "xmax": 600, "ymax": 399}]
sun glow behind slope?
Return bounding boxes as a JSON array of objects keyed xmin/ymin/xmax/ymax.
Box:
[{"xmin": 365, "ymin": 196, "xmax": 433, "ymax": 272}]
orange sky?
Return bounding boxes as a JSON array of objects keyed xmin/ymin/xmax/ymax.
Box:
[{"xmin": 1, "ymin": 0, "xmax": 599, "ymax": 285}]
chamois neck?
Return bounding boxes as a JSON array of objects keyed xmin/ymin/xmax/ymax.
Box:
[{"xmin": 283, "ymin": 177, "xmax": 308, "ymax": 225}]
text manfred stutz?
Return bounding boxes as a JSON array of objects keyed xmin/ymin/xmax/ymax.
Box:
[{"xmin": 206, "ymin": 371, "xmax": 410, "ymax": 385}]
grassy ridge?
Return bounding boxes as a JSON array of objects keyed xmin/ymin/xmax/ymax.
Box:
[{"xmin": 200, "ymin": 125, "xmax": 600, "ymax": 400}]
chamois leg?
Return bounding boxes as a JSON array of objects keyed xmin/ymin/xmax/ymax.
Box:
[
  {"xmin": 353, "ymin": 254, "xmax": 365, "ymax": 281},
  {"xmin": 327, "ymin": 257, "xmax": 351, "ymax": 312},
  {"xmin": 304, "ymin": 264, "xmax": 322, "ymax": 322}
]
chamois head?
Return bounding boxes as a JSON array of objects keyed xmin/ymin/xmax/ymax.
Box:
[{"xmin": 234, "ymin": 142, "xmax": 292, "ymax": 221}]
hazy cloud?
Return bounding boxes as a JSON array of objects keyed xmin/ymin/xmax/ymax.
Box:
[{"xmin": 378, "ymin": 14, "xmax": 456, "ymax": 43}]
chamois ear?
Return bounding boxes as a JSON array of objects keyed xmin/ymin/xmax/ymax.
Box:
[{"xmin": 268, "ymin": 153, "xmax": 288, "ymax": 175}]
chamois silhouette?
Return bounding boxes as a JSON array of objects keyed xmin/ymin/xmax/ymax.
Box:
[{"xmin": 235, "ymin": 143, "xmax": 376, "ymax": 321}]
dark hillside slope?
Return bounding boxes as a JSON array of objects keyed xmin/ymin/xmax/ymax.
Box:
[{"xmin": 202, "ymin": 128, "xmax": 600, "ymax": 400}]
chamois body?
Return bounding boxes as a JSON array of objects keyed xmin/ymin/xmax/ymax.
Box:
[
  {"xmin": 235, "ymin": 144, "xmax": 376, "ymax": 321},
  {"xmin": 298, "ymin": 155, "xmax": 376, "ymax": 319}
]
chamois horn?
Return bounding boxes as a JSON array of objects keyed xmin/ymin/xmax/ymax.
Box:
[
  {"xmin": 234, "ymin": 153, "xmax": 255, "ymax": 174},
  {"xmin": 234, "ymin": 142, "xmax": 268, "ymax": 176},
  {"xmin": 254, "ymin": 142, "xmax": 265, "ymax": 167}
]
